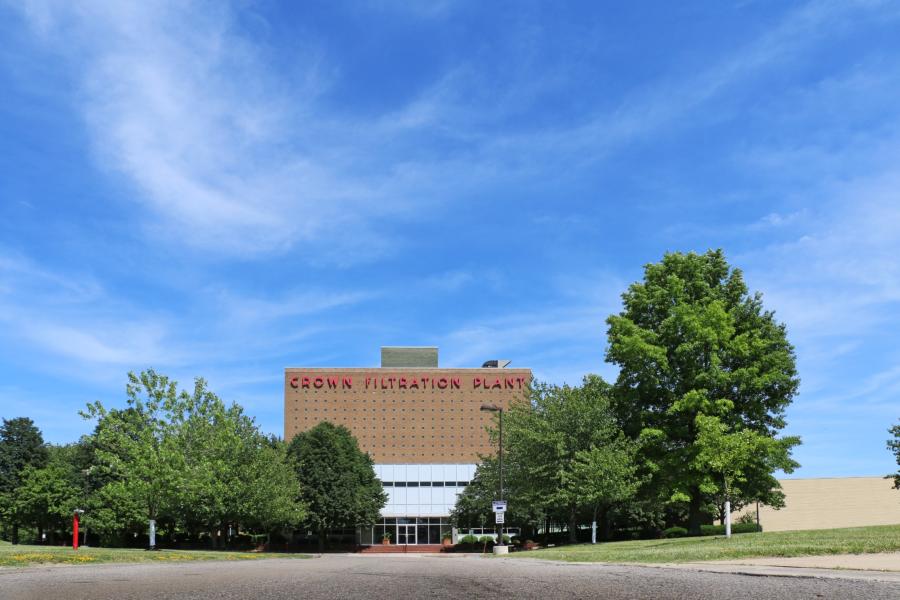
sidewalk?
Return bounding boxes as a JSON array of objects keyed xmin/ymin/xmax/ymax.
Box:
[
  {"xmin": 663, "ymin": 552, "xmax": 900, "ymax": 584},
  {"xmin": 705, "ymin": 552, "xmax": 900, "ymax": 571}
]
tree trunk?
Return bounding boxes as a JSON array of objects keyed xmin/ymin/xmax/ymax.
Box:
[
  {"xmin": 599, "ymin": 506, "xmax": 610, "ymax": 542},
  {"xmin": 318, "ymin": 528, "xmax": 327, "ymax": 552},
  {"xmin": 688, "ymin": 487, "xmax": 704, "ymax": 536},
  {"xmin": 568, "ymin": 505, "xmax": 578, "ymax": 544},
  {"xmin": 11, "ymin": 523, "xmax": 19, "ymax": 545}
]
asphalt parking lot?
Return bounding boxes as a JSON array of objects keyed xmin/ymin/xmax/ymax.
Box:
[{"xmin": 1, "ymin": 554, "xmax": 898, "ymax": 600}]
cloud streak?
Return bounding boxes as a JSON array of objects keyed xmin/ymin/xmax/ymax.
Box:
[{"xmin": 11, "ymin": 0, "xmax": 896, "ymax": 262}]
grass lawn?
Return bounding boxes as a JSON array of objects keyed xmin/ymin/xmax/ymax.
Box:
[
  {"xmin": 0, "ymin": 544, "xmax": 312, "ymax": 568},
  {"xmin": 513, "ymin": 524, "xmax": 900, "ymax": 564}
]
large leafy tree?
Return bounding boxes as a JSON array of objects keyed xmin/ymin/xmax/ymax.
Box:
[
  {"xmin": 563, "ymin": 435, "xmax": 643, "ymax": 542},
  {"xmin": 889, "ymin": 422, "xmax": 900, "ymax": 490},
  {"xmin": 84, "ymin": 370, "xmax": 305, "ymax": 548},
  {"xmin": 693, "ymin": 414, "xmax": 798, "ymax": 534},
  {"xmin": 451, "ymin": 456, "xmax": 546, "ymax": 540},
  {"xmin": 287, "ymin": 422, "xmax": 385, "ymax": 551},
  {"xmin": 8, "ymin": 445, "xmax": 81, "ymax": 544},
  {"xmin": 488, "ymin": 376, "xmax": 641, "ymax": 543},
  {"xmin": 171, "ymin": 386, "xmax": 304, "ymax": 545},
  {"xmin": 0, "ymin": 417, "xmax": 49, "ymax": 543},
  {"xmin": 606, "ymin": 250, "xmax": 800, "ymax": 533},
  {"xmin": 240, "ymin": 439, "xmax": 306, "ymax": 543},
  {"xmin": 82, "ymin": 370, "xmax": 184, "ymax": 547}
]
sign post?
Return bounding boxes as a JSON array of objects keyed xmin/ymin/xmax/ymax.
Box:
[{"xmin": 492, "ymin": 500, "xmax": 507, "ymax": 552}]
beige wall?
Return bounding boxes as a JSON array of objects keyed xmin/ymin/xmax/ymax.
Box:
[{"xmin": 733, "ymin": 477, "xmax": 900, "ymax": 532}]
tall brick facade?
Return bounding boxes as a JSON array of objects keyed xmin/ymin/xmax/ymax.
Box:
[{"xmin": 284, "ymin": 367, "xmax": 531, "ymax": 463}]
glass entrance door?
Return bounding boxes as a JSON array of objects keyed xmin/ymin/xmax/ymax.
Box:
[{"xmin": 397, "ymin": 524, "xmax": 416, "ymax": 545}]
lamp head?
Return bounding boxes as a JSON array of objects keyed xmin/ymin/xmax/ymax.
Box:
[{"xmin": 480, "ymin": 403, "xmax": 501, "ymax": 412}]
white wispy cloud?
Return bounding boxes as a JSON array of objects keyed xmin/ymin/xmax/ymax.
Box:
[
  {"xmin": 0, "ymin": 251, "xmax": 181, "ymax": 371},
  {"xmin": 9, "ymin": 1, "xmax": 433, "ymax": 259},
  {"xmin": 0, "ymin": 247, "xmax": 377, "ymax": 383},
  {"xmin": 11, "ymin": 0, "xmax": 894, "ymax": 264}
]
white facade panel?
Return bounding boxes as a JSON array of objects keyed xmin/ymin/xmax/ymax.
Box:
[{"xmin": 376, "ymin": 463, "xmax": 475, "ymax": 517}]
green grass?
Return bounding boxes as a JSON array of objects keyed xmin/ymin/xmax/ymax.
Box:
[
  {"xmin": 0, "ymin": 544, "xmax": 312, "ymax": 567},
  {"xmin": 513, "ymin": 524, "xmax": 900, "ymax": 564}
]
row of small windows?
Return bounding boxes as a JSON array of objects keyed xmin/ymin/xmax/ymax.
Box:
[
  {"xmin": 382, "ymin": 481, "xmax": 469, "ymax": 488},
  {"xmin": 290, "ymin": 399, "xmax": 507, "ymax": 405}
]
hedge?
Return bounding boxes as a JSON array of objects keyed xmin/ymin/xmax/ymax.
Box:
[
  {"xmin": 700, "ymin": 523, "xmax": 761, "ymax": 536},
  {"xmin": 662, "ymin": 526, "xmax": 688, "ymax": 538}
]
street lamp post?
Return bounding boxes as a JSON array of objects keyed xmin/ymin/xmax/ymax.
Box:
[{"xmin": 480, "ymin": 403, "xmax": 504, "ymax": 549}]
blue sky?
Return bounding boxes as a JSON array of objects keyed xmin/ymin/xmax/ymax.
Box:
[{"xmin": 1, "ymin": 1, "xmax": 898, "ymax": 478}]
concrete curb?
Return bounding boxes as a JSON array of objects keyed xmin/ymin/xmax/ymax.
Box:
[{"xmin": 655, "ymin": 562, "xmax": 900, "ymax": 584}]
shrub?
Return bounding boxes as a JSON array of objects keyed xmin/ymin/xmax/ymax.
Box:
[
  {"xmin": 734, "ymin": 522, "xmax": 762, "ymax": 534},
  {"xmin": 699, "ymin": 523, "xmax": 761, "ymax": 536},
  {"xmin": 662, "ymin": 526, "xmax": 688, "ymax": 538},
  {"xmin": 737, "ymin": 512, "xmax": 758, "ymax": 525},
  {"xmin": 533, "ymin": 531, "xmax": 569, "ymax": 546},
  {"xmin": 501, "ymin": 534, "xmax": 511, "ymax": 544},
  {"xmin": 459, "ymin": 534, "xmax": 479, "ymax": 545},
  {"xmin": 478, "ymin": 536, "xmax": 494, "ymax": 544}
]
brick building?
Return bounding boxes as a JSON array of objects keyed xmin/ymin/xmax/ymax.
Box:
[{"xmin": 284, "ymin": 347, "xmax": 530, "ymax": 546}]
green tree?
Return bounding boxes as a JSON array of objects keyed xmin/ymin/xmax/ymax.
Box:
[
  {"xmin": 84, "ymin": 370, "xmax": 305, "ymax": 548},
  {"xmin": 693, "ymin": 414, "xmax": 798, "ymax": 536},
  {"xmin": 82, "ymin": 370, "xmax": 184, "ymax": 548},
  {"xmin": 170, "ymin": 381, "xmax": 256, "ymax": 545},
  {"xmin": 171, "ymin": 384, "xmax": 304, "ymax": 546},
  {"xmin": 241, "ymin": 439, "xmax": 306, "ymax": 544},
  {"xmin": 287, "ymin": 422, "xmax": 385, "ymax": 551},
  {"xmin": 9, "ymin": 445, "xmax": 81, "ymax": 544},
  {"xmin": 606, "ymin": 250, "xmax": 800, "ymax": 534},
  {"xmin": 0, "ymin": 417, "xmax": 49, "ymax": 543},
  {"xmin": 495, "ymin": 376, "xmax": 640, "ymax": 543},
  {"xmin": 889, "ymin": 422, "xmax": 900, "ymax": 489},
  {"xmin": 451, "ymin": 457, "xmax": 546, "ymax": 540},
  {"xmin": 563, "ymin": 434, "xmax": 642, "ymax": 543}
]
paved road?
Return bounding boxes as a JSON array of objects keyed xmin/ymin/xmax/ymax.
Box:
[{"xmin": 2, "ymin": 554, "xmax": 898, "ymax": 600}]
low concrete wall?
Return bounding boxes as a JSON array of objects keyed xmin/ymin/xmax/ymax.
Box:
[{"xmin": 733, "ymin": 477, "xmax": 900, "ymax": 532}]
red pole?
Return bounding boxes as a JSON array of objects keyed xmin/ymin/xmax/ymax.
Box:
[{"xmin": 73, "ymin": 512, "xmax": 79, "ymax": 551}]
